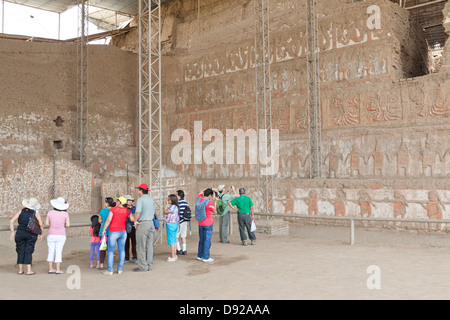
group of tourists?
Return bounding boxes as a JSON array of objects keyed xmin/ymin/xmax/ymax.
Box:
[{"xmin": 9, "ymin": 183, "xmax": 257, "ymax": 276}]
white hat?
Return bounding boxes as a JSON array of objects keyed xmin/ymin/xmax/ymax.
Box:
[
  {"xmin": 218, "ymin": 185, "xmax": 225, "ymax": 192},
  {"xmin": 124, "ymin": 194, "xmax": 135, "ymax": 201},
  {"xmin": 22, "ymin": 198, "xmax": 41, "ymax": 211},
  {"xmin": 50, "ymin": 197, "xmax": 69, "ymax": 211}
]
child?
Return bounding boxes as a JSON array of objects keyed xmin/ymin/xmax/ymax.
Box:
[{"xmin": 89, "ymin": 215, "xmax": 102, "ymax": 268}]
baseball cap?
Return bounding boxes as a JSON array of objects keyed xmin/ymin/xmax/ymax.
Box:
[
  {"xmin": 135, "ymin": 183, "xmax": 149, "ymax": 191},
  {"xmin": 117, "ymin": 196, "xmax": 127, "ymax": 205},
  {"xmin": 218, "ymin": 185, "xmax": 225, "ymax": 192}
]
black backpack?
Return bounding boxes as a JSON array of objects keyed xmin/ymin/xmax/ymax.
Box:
[{"xmin": 184, "ymin": 205, "xmax": 192, "ymax": 221}]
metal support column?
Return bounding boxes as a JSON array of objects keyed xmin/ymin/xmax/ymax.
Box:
[
  {"xmin": 138, "ymin": 0, "xmax": 163, "ymax": 217},
  {"xmin": 306, "ymin": 0, "xmax": 322, "ymax": 179},
  {"xmin": 77, "ymin": 0, "xmax": 89, "ymax": 164},
  {"xmin": 254, "ymin": 0, "xmax": 273, "ymax": 215}
]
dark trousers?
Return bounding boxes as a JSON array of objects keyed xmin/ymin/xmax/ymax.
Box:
[
  {"xmin": 125, "ymin": 227, "xmax": 137, "ymax": 260},
  {"xmin": 15, "ymin": 230, "xmax": 37, "ymax": 265},
  {"xmin": 237, "ymin": 213, "xmax": 256, "ymax": 241}
]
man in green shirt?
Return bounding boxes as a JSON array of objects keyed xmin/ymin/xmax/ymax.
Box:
[
  {"xmin": 230, "ymin": 188, "xmax": 256, "ymax": 246},
  {"xmin": 217, "ymin": 185, "xmax": 237, "ymax": 244}
]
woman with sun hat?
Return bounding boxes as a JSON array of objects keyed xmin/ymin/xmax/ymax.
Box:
[{"xmin": 46, "ymin": 197, "xmax": 70, "ymax": 274}]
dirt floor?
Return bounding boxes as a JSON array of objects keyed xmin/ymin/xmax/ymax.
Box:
[{"xmin": 0, "ymin": 216, "xmax": 449, "ymax": 300}]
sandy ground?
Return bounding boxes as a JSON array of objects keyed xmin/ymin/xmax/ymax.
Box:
[{"xmin": 0, "ymin": 216, "xmax": 449, "ymax": 300}]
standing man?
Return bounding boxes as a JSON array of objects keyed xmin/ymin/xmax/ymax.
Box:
[
  {"xmin": 229, "ymin": 188, "xmax": 256, "ymax": 246},
  {"xmin": 217, "ymin": 185, "xmax": 237, "ymax": 244},
  {"xmin": 176, "ymin": 190, "xmax": 189, "ymax": 255},
  {"xmin": 132, "ymin": 183, "xmax": 155, "ymax": 272}
]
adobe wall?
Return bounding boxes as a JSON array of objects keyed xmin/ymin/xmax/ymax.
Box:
[
  {"xmin": 0, "ymin": 0, "xmax": 449, "ymax": 229},
  {"xmin": 155, "ymin": 0, "xmax": 449, "ymax": 229},
  {"xmin": 0, "ymin": 39, "xmax": 139, "ymax": 215}
]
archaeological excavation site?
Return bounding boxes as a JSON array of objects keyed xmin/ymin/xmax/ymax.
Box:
[{"xmin": 0, "ymin": 0, "xmax": 449, "ymax": 231}]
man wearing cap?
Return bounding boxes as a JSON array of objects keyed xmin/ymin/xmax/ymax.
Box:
[
  {"xmin": 132, "ymin": 184, "xmax": 156, "ymax": 272},
  {"xmin": 217, "ymin": 185, "xmax": 238, "ymax": 244}
]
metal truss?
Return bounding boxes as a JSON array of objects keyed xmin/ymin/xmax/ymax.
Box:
[
  {"xmin": 138, "ymin": 0, "xmax": 163, "ymax": 216},
  {"xmin": 254, "ymin": 0, "xmax": 274, "ymax": 214},
  {"xmin": 77, "ymin": 0, "xmax": 89, "ymax": 164},
  {"xmin": 306, "ymin": 0, "xmax": 322, "ymax": 179}
]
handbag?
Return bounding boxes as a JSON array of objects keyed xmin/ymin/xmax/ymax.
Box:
[
  {"xmin": 126, "ymin": 220, "xmax": 133, "ymax": 233},
  {"xmin": 26, "ymin": 212, "xmax": 42, "ymax": 235}
]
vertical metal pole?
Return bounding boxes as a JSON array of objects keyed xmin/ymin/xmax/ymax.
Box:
[
  {"xmin": 254, "ymin": 0, "xmax": 273, "ymax": 215},
  {"xmin": 53, "ymin": 153, "xmax": 56, "ymax": 199},
  {"xmin": 2, "ymin": 0, "xmax": 5, "ymax": 34},
  {"xmin": 306, "ymin": 0, "xmax": 322, "ymax": 179},
  {"xmin": 138, "ymin": 0, "xmax": 163, "ymax": 217},
  {"xmin": 58, "ymin": 13, "xmax": 61, "ymax": 40},
  {"xmin": 198, "ymin": 0, "xmax": 201, "ymax": 37},
  {"xmin": 78, "ymin": 0, "xmax": 89, "ymax": 164}
]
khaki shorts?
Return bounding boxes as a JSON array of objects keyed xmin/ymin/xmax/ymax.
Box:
[{"xmin": 177, "ymin": 221, "xmax": 188, "ymax": 239}]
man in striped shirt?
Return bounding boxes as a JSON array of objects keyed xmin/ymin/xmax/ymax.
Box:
[{"xmin": 176, "ymin": 190, "xmax": 189, "ymax": 255}]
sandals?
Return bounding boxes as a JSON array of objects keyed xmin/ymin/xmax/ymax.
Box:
[{"xmin": 18, "ymin": 271, "xmax": 36, "ymax": 275}]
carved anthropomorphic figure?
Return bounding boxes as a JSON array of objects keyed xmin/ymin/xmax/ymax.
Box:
[
  {"xmin": 396, "ymin": 139, "xmax": 410, "ymax": 176},
  {"xmin": 422, "ymin": 190, "xmax": 445, "ymax": 230},
  {"xmin": 358, "ymin": 190, "xmax": 376, "ymax": 218},
  {"xmin": 367, "ymin": 139, "xmax": 387, "ymax": 176},
  {"xmin": 345, "ymin": 144, "xmax": 363, "ymax": 177},
  {"xmin": 332, "ymin": 189, "xmax": 346, "ymax": 217},
  {"xmin": 393, "ymin": 190, "xmax": 408, "ymax": 219},
  {"xmin": 307, "ymin": 190, "xmax": 319, "ymax": 215},
  {"xmin": 287, "ymin": 148, "xmax": 302, "ymax": 178},
  {"xmin": 323, "ymin": 145, "xmax": 343, "ymax": 178}
]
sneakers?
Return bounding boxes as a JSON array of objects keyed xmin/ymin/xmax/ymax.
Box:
[
  {"xmin": 242, "ymin": 240, "xmax": 256, "ymax": 246},
  {"xmin": 103, "ymin": 270, "xmax": 113, "ymax": 276},
  {"xmin": 166, "ymin": 256, "xmax": 178, "ymax": 262},
  {"xmin": 197, "ymin": 257, "xmax": 214, "ymax": 262}
]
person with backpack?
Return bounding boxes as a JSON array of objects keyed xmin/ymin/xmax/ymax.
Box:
[
  {"xmin": 229, "ymin": 188, "xmax": 256, "ymax": 246},
  {"xmin": 176, "ymin": 190, "xmax": 190, "ymax": 256},
  {"xmin": 195, "ymin": 188, "xmax": 217, "ymax": 262},
  {"xmin": 216, "ymin": 185, "xmax": 238, "ymax": 244}
]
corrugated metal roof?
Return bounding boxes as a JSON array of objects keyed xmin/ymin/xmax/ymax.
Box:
[
  {"xmin": 4, "ymin": 0, "xmax": 174, "ymax": 15},
  {"xmin": 6, "ymin": 0, "xmax": 80, "ymax": 13}
]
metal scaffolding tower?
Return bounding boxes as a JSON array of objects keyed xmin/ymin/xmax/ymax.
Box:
[
  {"xmin": 138, "ymin": 0, "xmax": 163, "ymax": 215},
  {"xmin": 306, "ymin": 0, "xmax": 322, "ymax": 179},
  {"xmin": 254, "ymin": 0, "xmax": 274, "ymax": 214},
  {"xmin": 77, "ymin": 0, "xmax": 89, "ymax": 164}
]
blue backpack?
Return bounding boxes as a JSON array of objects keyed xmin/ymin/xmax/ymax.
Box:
[{"xmin": 195, "ymin": 197, "xmax": 208, "ymax": 222}]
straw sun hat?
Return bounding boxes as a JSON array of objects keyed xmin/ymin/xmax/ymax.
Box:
[{"xmin": 22, "ymin": 198, "xmax": 41, "ymax": 211}]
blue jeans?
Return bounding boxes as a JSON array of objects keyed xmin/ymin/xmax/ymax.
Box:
[
  {"xmin": 107, "ymin": 230, "xmax": 127, "ymax": 273},
  {"xmin": 197, "ymin": 224, "xmax": 213, "ymax": 260}
]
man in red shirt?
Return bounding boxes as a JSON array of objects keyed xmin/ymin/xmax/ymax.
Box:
[{"xmin": 196, "ymin": 188, "xmax": 218, "ymax": 262}]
